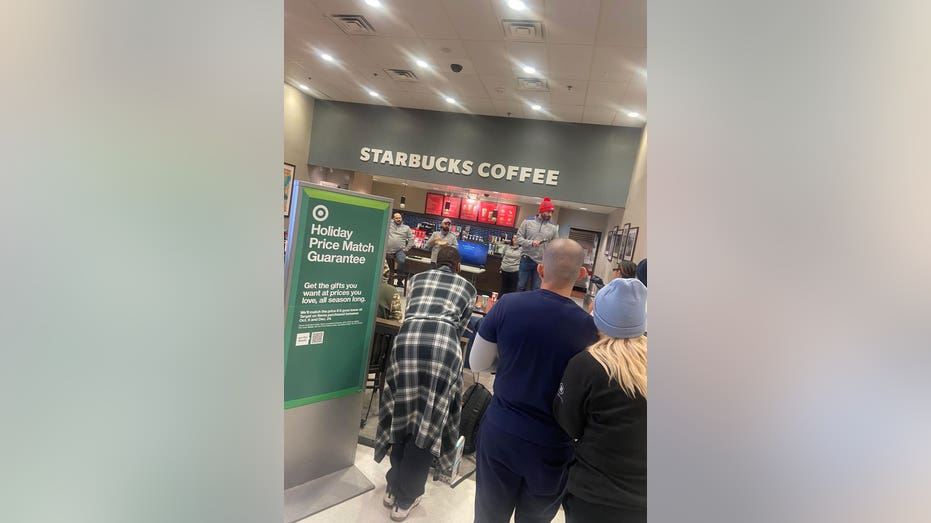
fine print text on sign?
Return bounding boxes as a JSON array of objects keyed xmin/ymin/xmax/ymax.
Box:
[{"xmin": 359, "ymin": 147, "xmax": 560, "ymax": 187}]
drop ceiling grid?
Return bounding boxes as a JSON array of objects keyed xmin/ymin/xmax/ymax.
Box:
[{"xmin": 285, "ymin": 0, "xmax": 645, "ymax": 126}]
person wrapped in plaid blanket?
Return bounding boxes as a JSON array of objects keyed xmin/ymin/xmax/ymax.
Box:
[{"xmin": 375, "ymin": 246, "xmax": 476, "ymax": 521}]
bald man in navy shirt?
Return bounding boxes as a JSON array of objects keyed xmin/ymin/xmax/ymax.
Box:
[{"xmin": 469, "ymin": 238, "xmax": 599, "ymax": 523}]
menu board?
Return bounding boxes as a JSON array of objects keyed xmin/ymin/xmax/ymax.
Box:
[
  {"xmin": 460, "ymin": 198, "xmax": 480, "ymax": 222},
  {"xmin": 425, "ymin": 193, "xmax": 444, "ymax": 216},
  {"xmin": 496, "ymin": 204, "xmax": 518, "ymax": 227},
  {"xmin": 442, "ymin": 196, "xmax": 461, "ymax": 218},
  {"xmin": 478, "ymin": 201, "xmax": 498, "ymax": 224}
]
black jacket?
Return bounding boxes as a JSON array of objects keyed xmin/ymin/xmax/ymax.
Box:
[{"xmin": 553, "ymin": 351, "xmax": 647, "ymax": 509}]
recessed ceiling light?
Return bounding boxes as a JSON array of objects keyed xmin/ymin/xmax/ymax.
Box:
[
  {"xmin": 298, "ymin": 84, "xmax": 308, "ymax": 90},
  {"xmin": 365, "ymin": 0, "xmax": 382, "ymax": 6},
  {"xmin": 320, "ymin": 53, "xmax": 334, "ymax": 62},
  {"xmin": 445, "ymin": 96, "xmax": 456, "ymax": 104},
  {"xmin": 522, "ymin": 65, "xmax": 536, "ymax": 74},
  {"xmin": 368, "ymin": 90, "xmax": 379, "ymax": 97},
  {"xmin": 531, "ymin": 104, "xmax": 542, "ymax": 111},
  {"xmin": 627, "ymin": 112, "xmax": 640, "ymax": 118},
  {"xmin": 579, "ymin": 207, "xmax": 587, "ymax": 211},
  {"xmin": 508, "ymin": 0, "xmax": 527, "ymax": 10},
  {"xmin": 415, "ymin": 59, "xmax": 428, "ymax": 67}
]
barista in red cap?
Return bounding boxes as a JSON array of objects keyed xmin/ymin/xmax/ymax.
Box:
[{"xmin": 515, "ymin": 197, "xmax": 559, "ymax": 291}]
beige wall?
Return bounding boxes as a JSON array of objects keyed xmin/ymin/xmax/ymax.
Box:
[
  {"xmin": 621, "ymin": 127, "xmax": 647, "ymax": 262},
  {"xmin": 594, "ymin": 127, "xmax": 647, "ymax": 285},
  {"xmin": 284, "ymin": 84, "xmax": 314, "ymax": 183}
]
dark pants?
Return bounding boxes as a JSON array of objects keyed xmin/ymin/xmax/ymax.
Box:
[
  {"xmin": 473, "ymin": 421, "xmax": 573, "ymax": 523},
  {"xmin": 564, "ymin": 493, "xmax": 646, "ymax": 523},
  {"xmin": 500, "ymin": 271, "xmax": 519, "ymax": 295},
  {"xmin": 386, "ymin": 434, "xmax": 434, "ymax": 507},
  {"xmin": 517, "ymin": 256, "xmax": 541, "ymax": 291},
  {"xmin": 386, "ymin": 252, "xmax": 406, "ymax": 283}
]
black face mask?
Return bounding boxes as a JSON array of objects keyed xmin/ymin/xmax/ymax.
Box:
[{"xmin": 441, "ymin": 226, "xmax": 450, "ymax": 233}]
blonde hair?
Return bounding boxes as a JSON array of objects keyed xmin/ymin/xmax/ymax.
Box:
[{"xmin": 587, "ymin": 334, "xmax": 647, "ymax": 398}]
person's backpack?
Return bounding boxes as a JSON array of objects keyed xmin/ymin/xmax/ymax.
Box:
[
  {"xmin": 459, "ymin": 382, "xmax": 492, "ymax": 454},
  {"xmin": 461, "ymin": 315, "xmax": 483, "ymax": 369}
]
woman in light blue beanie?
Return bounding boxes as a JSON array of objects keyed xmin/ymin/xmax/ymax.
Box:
[{"xmin": 553, "ymin": 278, "xmax": 647, "ymax": 523}]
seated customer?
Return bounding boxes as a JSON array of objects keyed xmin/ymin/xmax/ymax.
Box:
[
  {"xmin": 553, "ymin": 278, "xmax": 648, "ymax": 523},
  {"xmin": 377, "ymin": 261, "xmax": 403, "ymax": 321}
]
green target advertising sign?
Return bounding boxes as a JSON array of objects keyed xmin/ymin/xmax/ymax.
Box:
[{"xmin": 284, "ymin": 183, "xmax": 391, "ymax": 409}]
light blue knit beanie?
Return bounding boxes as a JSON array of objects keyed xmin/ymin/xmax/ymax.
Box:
[{"xmin": 592, "ymin": 277, "xmax": 647, "ymax": 338}]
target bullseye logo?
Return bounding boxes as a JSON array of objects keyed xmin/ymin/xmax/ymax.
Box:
[{"xmin": 311, "ymin": 205, "xmax": 329, "ymax": 222}]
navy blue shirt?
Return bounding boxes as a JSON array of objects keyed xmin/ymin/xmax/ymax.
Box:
[{"xmin": 478, "ymin": 289, "xmax": 599, "ymax": 445}]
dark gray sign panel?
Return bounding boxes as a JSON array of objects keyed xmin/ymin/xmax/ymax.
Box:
[{"xmin": 308, "ymin": 100, "xmax": 643, "ymax": 207}]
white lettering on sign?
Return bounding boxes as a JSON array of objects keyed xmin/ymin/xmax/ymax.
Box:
[{"xmin": 357, "ymin": 147, "xmax": 559, "ymax": 187}]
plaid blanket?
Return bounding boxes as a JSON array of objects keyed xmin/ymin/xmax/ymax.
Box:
[{"xmin": 374, "ymin": 266, "xmax": 477, "ymax": 473}]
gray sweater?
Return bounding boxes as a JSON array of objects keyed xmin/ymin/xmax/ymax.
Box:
[
  {"xmin": 500, "ymin": 245, "xmax": 522, "ymax": 272},
  {"xmin": 516, "ymin": 217, "xmax": 559, "ymax": 263},
  {"xmin": 385, "ymin": 222, "xmax": 414, "ymax": 254}
]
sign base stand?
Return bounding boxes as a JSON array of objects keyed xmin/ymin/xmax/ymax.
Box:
[{"xmin": 284, "ymin": 465, "xmax": 374, "ymax": 523}]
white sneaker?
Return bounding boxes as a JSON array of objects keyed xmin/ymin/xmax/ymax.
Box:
[
  {"xmin": 382, "ymin": 489, "xmax": 394, "ymax": 508},
  {"xmin": 390, "ymin": 496, "xmax": 422, "ymax": 521}
]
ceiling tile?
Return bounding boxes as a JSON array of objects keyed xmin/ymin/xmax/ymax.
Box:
[
  {"xmin": 543, "ymin": 0, "xmax": 600, "ymax": 44},
  {"xmin": 440, "ymin": 0, "xmax": 504, "ymax": 41},
  {"xmin": 457, "ymin": 96, "xmax": 497, "ymax": 116},
  {"xmin": 463, "ymin": 40, "xmax": 513, "ymax": 77},
  {"xmin": 548, "ymin": 79, "xmax": 588, "ymax": 105},
  {"xmin": 285, "ymin": 0, "xmax": 346, "ymax": 37},
  {"xmin": 349, "ymin": 36, "xmax": 432, "ymax": 69},
  {"xmin": 585, "ymin": 81, "xmax": 628, "ymax": 108},
  {"xmin": 547, "ymin": 103, "xmax": 584, "ymax": 122},
  {"xmin": 387, "ymin": 78, "xmax": 436, "ymax": 94},
  {"xmin": 312, "ymin": 0, "xmax": 419, "ymax": 38},
  {"xmin": 595, "ymin": 0, "xmax": 647, "ymax": 47},
  {"xmin": 582, "ymin": 105, "xmax": 615, "ymax": 125},
  {"xmin": 546, "ymin": 44, "xmax": 593, "ymax": 80},
  {"xmin": 409, "ymin": 91, "xmax": 459, "ymax": 111},
  {"xmin": 422, "ymin": 38, "xmax": 471, "ymax": 61},
  {"xmin": 589, "ymin": 45, "xmax": 644, "ymax": 83},
  {"xmin": 302, "ymin": 33, "xmax": 375, "ymax": 68},
  {"xmin": 490, "ymin": 0, "xmax": 545, "ymax": 20},
  {"xmin": 481, "ymin": 75, "xmax": 520, "ymax": 100},
  {"xmin": 506, "ymin": 42, "xmax": 548, "ymax": 76},
  {"xmin": 621, "ymin": 74, "xmax": 646, "ymax": 114},
  {"xmin": 436, "ymin": 73, "xmax": 489, "ymax": 97},
  {"xmin": 393, "ymin": 0, "xmax": 459, "ymax": 39},
  {"xmin": 514, "ymin": 92, "xmax": 551, "ymax": 106},
  {"xmin": 345, "ymin": 67, "xmax": 399, "ymax": 91},
  {"xmin": 492, "ymin": 99, "xmax": 525, "ymax": 117}
]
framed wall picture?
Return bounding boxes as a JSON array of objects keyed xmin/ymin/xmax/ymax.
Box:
[
  {"xmin": 284, "ymin": 162, "xmax": 296, "ymax": 216},
  {"xmin": 623, "ymin": 227, "xmax": 639, "ymax": 261},
  {"xmin": 605, "ymin": 226, "xmax": 618, "ymax": 260},
  {"xmin": 614, "ymin": 228, "xmax": 626, "ymax": 260}
]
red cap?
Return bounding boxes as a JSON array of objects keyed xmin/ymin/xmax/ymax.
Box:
[{"xmin": 538, "ymin": 197, "xmax": 555, "ymax": 213}]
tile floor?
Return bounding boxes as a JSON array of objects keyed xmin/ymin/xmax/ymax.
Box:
[{"xmin": 297, "ymin": 444, "xmax": 565, "ymax": 523}]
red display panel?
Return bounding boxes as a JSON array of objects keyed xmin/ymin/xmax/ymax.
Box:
[
  {"xmin": 459, "ymin": 198, "xmax": 480, "ymax": 221},
  {"xmin": 496, "ymin": 204, "xmax": 518, "ymax": 227},
  {"xmin": 425, "ymin": 193, "xmax": 444, "ymax": 216},
  {"xmin": 442, "ymin": 196, "xmax": 461, "ymax": 218},
  {"xmin": 478, "ymin": 201, "xmax": 498, "ymax": 224}
]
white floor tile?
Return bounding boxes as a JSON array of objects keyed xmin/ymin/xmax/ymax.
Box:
[{"xmin": 297, "ymin": 445, "xmax": 564, "ymax": 523}]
